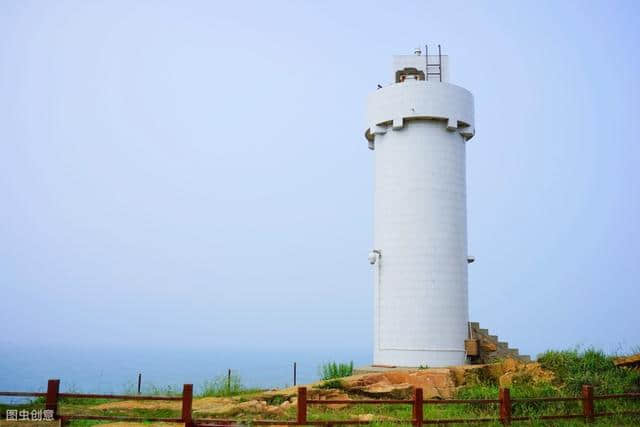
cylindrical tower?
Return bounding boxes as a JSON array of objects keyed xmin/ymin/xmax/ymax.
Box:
[{"xmin": 365, "ymin": 48, "xmax": 475, "ymax": 367}]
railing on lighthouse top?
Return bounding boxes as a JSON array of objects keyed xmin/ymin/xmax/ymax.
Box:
[{"xmin": 425, "ymin": 44, "xmax": 443, "ymax": 82}]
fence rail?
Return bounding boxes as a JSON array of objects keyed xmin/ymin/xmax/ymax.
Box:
[
  {"xmin": 1, "ymin": 380, "xmax": 639, "ymax": 425},
  {"xmin": 298, "ymin": 384, "xmax": 640, "ymax": 425},
  {"xmin": 58, "ymin": 392, "xmax": 183, "ymax": 401},
  {"xmin": 1, "ymin": 380, "xmax": 191, "ymax": 425}
]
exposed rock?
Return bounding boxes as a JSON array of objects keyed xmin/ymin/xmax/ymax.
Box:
[
  {"xmin": 523, "ymin": 362, "xmax": 555, "ymax": 383},
  {"xmin": 449, "ymin": 366, "xmax": 467, "ymax": 386},
  {"xmin": 237, "ymin": 400, "xmax": 262, "ymax": 413},
  {"xmin": 484, "ymin": 363, "xmax": 504, "ymax": 381},
  {"xmin": 408, "ymin": 369, "xmax": 456, "ymax": 399},
  {"xmin": 265, "ymin": 405, "xmax": 282, "ymax": 414},
  {"xmin": 614, "ymin": 354, "xmax": 640, "ymax": 369},
  {"xmin": 342, "ymin": 369, "xmax": 456, "ymax": 399},
  {"xmin": 501, "ymin": 358, "xmax": 519, "ymax": 373},
  {"xmin": 87, "ymin": 359, "xmax": 556, "ymax": 422},
  {"xmin": 309, "ymin": 390, "xmax": 351, "ymax": 409},
  {"xmin": 499, "ymin": 372, "xmax": 515, "ymax": 388},
  {"xmin": 355, "ymin": 382, "xmax": 414, "ymax": 399},
  {"xmin": 477, "ymin": 359, "xmax": 554, "ymax": 387},
  {"xmin": 196, "ymin": 402, "xmax": 239, "ymax": 416}
]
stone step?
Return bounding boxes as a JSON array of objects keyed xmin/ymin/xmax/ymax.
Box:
[{"xmin": 468, "ymin": 321, "xmax": 532, "ymax": 363}]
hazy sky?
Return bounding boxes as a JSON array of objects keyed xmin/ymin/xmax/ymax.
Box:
[{"xmin": 1, "ymin": 0, "xmax": 638, "ymax": 358}]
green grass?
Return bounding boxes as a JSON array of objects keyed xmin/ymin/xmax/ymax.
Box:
[
  {"xmin": 319, "ymin": 361, "xmax": 354, "ymax": 380},
  {"xmin": 119, "ymin": 382, "xmax": 182, "ymax": 397},
  {"xmin": 538, "ymin": 347, "xmax": 640, "ymax": 395},
  {"xmin": 199, "ymin": 373, "xmax": 262, "ymax": 397},
  {"xmin": 0, "ymin": 400, "xmax": 45, "ymax": 419},
  {"xmin": 3, "ymin": 348, "xmax": 640, "ymax": 426},
  {"xmin": 65, "ymin": 421, "xmax": 112, "ymax": 427},
  {"xmin": 317, "ymin": 379, "xmax": 345, "ymax": 389},
  {"xmin": 449, "ymin": 347, "xmax": 640, "ymax": 423}
]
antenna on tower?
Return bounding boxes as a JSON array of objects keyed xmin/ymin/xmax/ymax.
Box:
[{"xmin": 424, "ymin": 44, "xmax": 443, "ymax": 82}]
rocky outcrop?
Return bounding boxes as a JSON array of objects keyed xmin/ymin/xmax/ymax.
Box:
[
  {"xmin": 614, "ymin": 354, "xmax": 640, "ymax": 369},
  {"xmin": 189, "ymin": 387, "xmax": 356, "ymax": 417},
  {"xmin": 341, "ymin": 369, "xmax": 456, "ymax": 399},
  {"xmin": 89, "ymin": 359, "xmax": 555, "ymax": 420},
  {"xmin": 340, "ymin": 358, "xmax": 554, "ymax": 399}
]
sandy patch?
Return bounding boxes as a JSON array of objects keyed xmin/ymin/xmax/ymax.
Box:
[
  {"xmin": 91, "ymin": 400, "xmax": 181, "ymax": 411},
  {"xmin": 90, "ymin": 396, "xmax": 238, "ymax": 412}
]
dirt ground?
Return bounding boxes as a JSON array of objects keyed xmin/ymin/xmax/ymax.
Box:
[{"xmin": 91, "ymin": 396, "xmax": 238, "ymax": 413}]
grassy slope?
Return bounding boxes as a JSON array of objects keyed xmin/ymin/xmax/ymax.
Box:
[{"xmin": 1, "ymin": 349, "xmax": 639, "ymax": 426}]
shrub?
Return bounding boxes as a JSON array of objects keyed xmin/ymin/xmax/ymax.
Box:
[
  {"xmin": 537, "ymin": 348, "xmax": 640, "ymax": 395},
  {"xmin": 200, "ymin": 372, "xmax": 259, "ymax": 397},
  {"xmin": 320, "ymin": 361, "xmax": 354, "ymax": 380},
  {"xmin": 267, "ymin": 395, "xmax": 287, "ymax": 405}
]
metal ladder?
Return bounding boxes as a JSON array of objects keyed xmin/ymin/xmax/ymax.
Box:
[{"xmin": 425, "ymin": 44, "xmax": 442, "ymax": 82}]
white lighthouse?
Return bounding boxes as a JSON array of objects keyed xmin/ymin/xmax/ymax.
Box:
[{"xmin": 366, "ymin": 47, "xmax": 475, "ymax": 367}]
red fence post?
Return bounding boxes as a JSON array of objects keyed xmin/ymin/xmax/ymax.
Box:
[
  {"xmin": 45, "ymin": 379, "xmax": 60, "ymax": 419},
  {"xmin": 582, "ymin": 385, "xmax": 595, "ymax": 423},
  {"xmin": 413, "ymin": 387, "xmax": 423, "ymax": 427},
  {"xmin": 499, "ymin": 388, "xmax": 511, "ymax": 425},
  {"xmin": 297, "ymin": 386, "xmax": 307, "ymax": 425},
  {"xmin": 182, "ymin": 384, "xmax": 193, "ymax": 427}
]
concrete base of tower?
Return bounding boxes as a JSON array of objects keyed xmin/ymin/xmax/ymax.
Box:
[
  {"xmin": 353, "ymin": 365, "xmax": 420, "ymax": 375},
  {"xmin": 373, "ymin": 349, "xmax": 466, "ymax": 368}
]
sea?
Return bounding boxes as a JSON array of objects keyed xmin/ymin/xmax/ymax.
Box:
[{"xmin": 0, "ymin": 344, "xmax": 370, "ymax": 403}]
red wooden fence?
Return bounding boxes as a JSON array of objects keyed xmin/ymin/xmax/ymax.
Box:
[
  {"xmin": 0, "ymin": 379, "xmax": 188, "ymax": 426},
  {"xmin": 1, "ymin": 380, "xmax": 640, "ymax": 425},
  {"xmin": 297, "ymin": 385, "xmax": 640, "ymax": 425}
]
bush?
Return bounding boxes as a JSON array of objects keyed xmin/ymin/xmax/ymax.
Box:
[
  {"xmin": 320, "ymin": 361, "xmax": 354, "ymax": 380},
  {"xmin": 538, "ymin": 348, "xmax": 640, "ymax": 395}
]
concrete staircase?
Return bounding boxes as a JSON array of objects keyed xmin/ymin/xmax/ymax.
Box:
[{"xmin": 466, "ymin": 322, "xmax": 531, "ymax": 364}]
